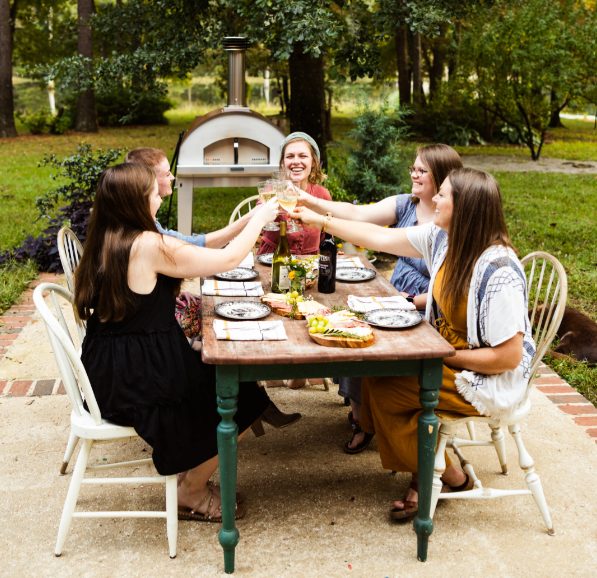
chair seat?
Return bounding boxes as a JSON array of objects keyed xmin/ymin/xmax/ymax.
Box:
[
  {"xmin": 70, "ymin": 409, "xmax": 138, "ymax": 441},
  {"xmin": 436, "ymin": 398, "xmax": 532, "ymax": 427}
]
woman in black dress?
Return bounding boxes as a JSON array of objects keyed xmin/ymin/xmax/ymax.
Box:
[{"xmin": 75, "ymin": 163, "xmax": 280, "ymax": 521}]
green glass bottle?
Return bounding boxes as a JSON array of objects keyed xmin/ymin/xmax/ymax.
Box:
[{"xmin": 271, "ymin": 220, "xmax": 291, "ymax": 293}]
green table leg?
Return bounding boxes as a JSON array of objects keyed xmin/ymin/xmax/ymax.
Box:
[
  {"xmin": 216, "ymin": 366, "xmax": 240, "ymax": 574},
  {"xmin": 413, "ymin": 357, "xmax": 442, "ymax": 562}
]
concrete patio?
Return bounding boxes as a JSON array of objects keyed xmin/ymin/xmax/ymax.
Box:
[{"xmin": 1, "ymin": 276, "xmax": 597, "ymax": 577}]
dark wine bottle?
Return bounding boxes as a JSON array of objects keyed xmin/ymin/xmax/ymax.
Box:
[
  {"xmin": 271, "ymin": 221, "xmax": 291, "ymax": 293},
  {"xmin": 318, "ymin": 233, "xmax": 337, "ymax": 294}
]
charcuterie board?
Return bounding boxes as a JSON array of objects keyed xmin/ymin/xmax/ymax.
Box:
[{"xmin": 309, "ymin": 332, "xmax": 375, "ymax": 348}]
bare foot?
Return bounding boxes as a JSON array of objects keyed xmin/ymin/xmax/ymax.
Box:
[
  {"xmin": 347, "ymin": 431, "xmax": 366, "ymax": 450},
  {"xmin": 178, "ymin": 483, "xmax": 222, "ymax": 519},
  {"xmin": 177, "ymin": 471, "xmax": 188, "ymax": 487}
]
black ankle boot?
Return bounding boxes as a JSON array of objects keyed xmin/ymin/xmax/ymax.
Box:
[{"xmin": 260, "ymin": 402, "xmax": 302, "ymax": 429}]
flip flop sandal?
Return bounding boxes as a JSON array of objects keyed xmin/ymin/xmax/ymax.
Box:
[
  {"xmin": 343, "ymin": 419, "xmax": 375, "ymax": 454},
  {"xmin": 207, "ymin": 480, "xmax": 245, "ymax": 505},
  {"xmin": 390, "ymin": 482, "xmax": 418, "ymax": 521},
  {"xmin": 178, "ymin": 487, "xmax": 246, "ymax": 522}
]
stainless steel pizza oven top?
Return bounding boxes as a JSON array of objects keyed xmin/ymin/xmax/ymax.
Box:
[{"xmin": 175, "ymin": 37, "xmax": 286, "ymax": 235}]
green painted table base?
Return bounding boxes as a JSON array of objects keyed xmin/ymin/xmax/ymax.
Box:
[{"xmin": 215, "ymin": 358, "xmax": 444, "ymax": 573}]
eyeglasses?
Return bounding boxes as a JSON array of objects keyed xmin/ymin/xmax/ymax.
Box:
[{"xmin": 408, "ymin": 166, "xmax": 429, "ymax": 176}]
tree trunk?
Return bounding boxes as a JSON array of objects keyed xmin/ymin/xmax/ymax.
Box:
[
  {"xmin": 549, "ymin": 90, "xmax": 565, "ymax": 128},
  {"xmin": 395, "ymin": 26, "xmax": 410, "ymax": 107},
  {"xmin": 0, "ymin": 0, "xmax": 18, "ymax": 138},
  {"xmin": 448, "ymin": 22, "xmax": 461, "ymax": 81},
  {"xmin": 429, "ymin": 24, "xmax": 447, "ymax": 100},
  {"xmin": 324, "ymin": 86, "xmax": 333, "ymax": 142},
  {"xmin": 76, "ymin": 0, "xmax": 98, "ymax": 132},
  {"xmin": 288, "ymin": 44, "xmax": 327, "ymax": 168},
  {"xmin": 282, "ymin": 75, "xmax": 289, "ymax": 116},
  {"xmin": 412, "ymin": 33, "xmax": 422, "ymax": 107}
]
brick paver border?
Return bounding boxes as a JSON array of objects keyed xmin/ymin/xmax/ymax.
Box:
[{"xmin": 2, "ymin": 273, "xmax": 596, "ymax": 445}]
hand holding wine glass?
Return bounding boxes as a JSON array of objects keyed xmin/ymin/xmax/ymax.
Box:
[
  {"xmin": 256, "ymin": 195, "xmax": 280, "ymax": 228},
  {"xmin": 276, "ymin": 180, "xmax": 302, "ymax": 233},
  {"xmin": 257, "ymin": 181, "xmax": 280, "ymax": 231},
  {"xmin": 288, "ymin": 206, "xmax": 324, "ymax": 230}
]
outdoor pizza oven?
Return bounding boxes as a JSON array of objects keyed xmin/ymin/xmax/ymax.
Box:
[{"xmin": 175, "ymin": 37, "xmax": 286, "ymax": 235}]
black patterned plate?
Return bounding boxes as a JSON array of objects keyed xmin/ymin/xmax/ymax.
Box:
[
  {"xmin": 213, "ymin": 267, "xmax": 259, "ymax": 281},
  {"xmin": 214, "ymin": 301, "xmax": 271, "ymax": 320},
  {"xmin": 257, "ymin": 253, "xmax": 299, "ymax": 266},
  {"xmin": 335, "ymin": 268, "xmax": 376, "ymax": 283},
  {"xmin": 363, "ymin": 309, "xmax": 422, "ymax": 329}
]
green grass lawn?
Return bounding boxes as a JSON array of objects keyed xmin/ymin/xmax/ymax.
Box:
[
  {"xmin": 455, "ymin": 118, "xmax": 597, "ymax": 161},
  {"xmin": 1, "ymin": 113, "xmax": 596, "ymax": 404}
]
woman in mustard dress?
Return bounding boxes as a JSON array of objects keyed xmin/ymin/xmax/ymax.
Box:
[{"xmin": 292, "ymin": 168, "xmax": 535, "ymax": 520}]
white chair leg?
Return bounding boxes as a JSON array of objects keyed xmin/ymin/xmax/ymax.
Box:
[
  {"xmin": 60, "ymin": 431, "xmax": 80, "ymax": 475},
  {"xmin": 509, "ymin": 424, "xmax": 554, "ymax": 535},
  {"xmin": 165, "ymin": 475, "xmax": 178, "ymax": 558},
  {"xmin": 491, "ymin": 426, "xmax": 509, "ymax": 474},
  {"xmin": 466, "ymin": 422, "xmax": 476, "ymax": 440},
  {"xmin": 55, "ymin": 438, "xmax": 93, "ymax": 556},
  {"xmin": 430, "ymin": 424, "xmax": 450, "ymax": 518}
]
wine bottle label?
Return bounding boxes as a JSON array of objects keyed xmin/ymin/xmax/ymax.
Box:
[
  {"xmin": 319, "ymin": 255, "xmax": 332, "ymax": 277},
  {"xmin": 279, "ymin": 266, "xmax": 290, "ymax": 289}
]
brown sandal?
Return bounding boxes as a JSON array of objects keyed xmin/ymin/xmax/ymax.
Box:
[
  {"xmin": 178, "ymin": 487, "xmax": 246, "ymax": 522},
  {"xmin": 207, "ymin": 480, "xmax": 245, "ymax": 505},
  {"xmin": 390, "ymin": 482, "xmax": 418, "ymax": 521}
]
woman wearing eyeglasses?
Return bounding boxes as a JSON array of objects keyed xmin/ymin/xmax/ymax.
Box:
[{"xmin": 297, "ymin": 144, "xmax": 463, "ymax": 452}]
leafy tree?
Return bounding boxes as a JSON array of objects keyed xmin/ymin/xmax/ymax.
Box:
[
  {"xmin": 341, "ymin": 97, "xmax": 412, "ymax": 203},
  {"xmin": 456, "ymin": 0, "xmax": 597, "ymax": 160}
]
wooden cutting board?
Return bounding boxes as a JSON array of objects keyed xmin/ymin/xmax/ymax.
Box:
[{"xmin": 309, "ymin": 332, "xmax": 375, "ymax": 348}]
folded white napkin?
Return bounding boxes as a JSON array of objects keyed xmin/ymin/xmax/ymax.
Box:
[
  {"xmin": 347, "ymin": 295, "xmax": 416, "ymax": 312},
  {"xmin": 239, "ymin": 252, "xmax": 254, "ymax": 269},
  {"xmin": 202, "ymin": 280, "xmax": 264, "ymax": 297},
  {"xmin": 337, "ymin": 257, "xmax": 365, "ymax": 268},
  {"xmin": 213, "ymin": 320, "xmax": 287, "ymax": 341}
]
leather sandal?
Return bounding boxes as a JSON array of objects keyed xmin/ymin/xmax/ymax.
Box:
[
  {"xmin": 343, "ymin": 419, "xmax": 374, "ymax": 454},
  {"xmin": 178, "ymin": 487, "xmax": 246, "ymax": 522},
  {"xmin": 390, "ymin": 482, "xmax": 418, "ymax": 521},
  {"xmin": 207, "ymin": 480, "xmax": 245, "ymax": 505}
]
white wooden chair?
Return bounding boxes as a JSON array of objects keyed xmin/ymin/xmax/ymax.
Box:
[
  {"xmin": 57, "ymin": 227, "xmax": 86, "ymax": 347},
  {"xmin": 34, "ymin": 283, "xmax": 178, "ymax": 558},
  {"xmin": 228, "ymin": 194, "xmax": 260, "ymax": 226},
  {"xmin": 429, "ymin": 252, "xmax": 567, "ymax": 536},
  {"xmin": 56, "ymin": 227, "xmax": 88, "ymax": 474}
]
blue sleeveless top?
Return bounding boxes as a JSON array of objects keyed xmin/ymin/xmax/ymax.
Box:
[{"xmin": 389, "ymin": 195, "xmax": 430, "ymax": 298}]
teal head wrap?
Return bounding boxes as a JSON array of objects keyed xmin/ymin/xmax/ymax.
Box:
[{"xmin": 280, "ymin": 132, "xmax": 320, "ymax": 160}]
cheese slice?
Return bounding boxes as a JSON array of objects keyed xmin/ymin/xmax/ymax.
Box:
[{"xmin": 298, "ymin": 300, "xmax": 327, "ymax": 315}]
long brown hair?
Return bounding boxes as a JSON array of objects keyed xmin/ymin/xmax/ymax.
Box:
[
  {"xmin": 279, "ymin": 138, "xmax": 327, "ymax": 185},
  {"xmin": 75, "ymin": 163, "xmax": 181, "ymax": 323},
  {"xmin": 412, "ymin": 143, "xmax": 463, "ymax": 204},
  {"xmin": 441, "ymin": 168, "xmax": 514, "ymax": 314}
]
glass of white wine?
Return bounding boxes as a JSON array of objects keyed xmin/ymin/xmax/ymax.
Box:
[
  {"xmin": 276, "ymin": 180, "xmax": 301, "ymax": 233},
  {"xmin": 257, "ymin": 181, "xmax": 280, "ymax": 231},
  {"xmin": 271, "ymin": 170, "xmax": 286, "ymax": 181}
]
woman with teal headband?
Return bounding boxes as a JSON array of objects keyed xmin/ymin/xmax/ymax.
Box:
[
  {"xmin": 257, "ymin": 132, "xmax": 332, "ymax": 389},
  {"xmin": 257, "ymin": 132, "xmax": 332, "ymax": 258}
]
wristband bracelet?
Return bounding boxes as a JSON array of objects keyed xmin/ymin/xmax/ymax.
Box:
[
  {"xmin": 322, "ymin": 215, "xmax": 329, "ymax": 233},
  {"xmin": 406, "ymin": 294, "xmax": 415, "ymax": 303}
]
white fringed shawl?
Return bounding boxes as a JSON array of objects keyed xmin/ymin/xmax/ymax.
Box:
[{"xmin": 406, "ymin": 224, "xmax": 536, "ymax": 420}]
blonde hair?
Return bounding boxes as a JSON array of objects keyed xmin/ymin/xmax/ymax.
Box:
[{"xmin": 279, "ymin": 138, "xmax": 327, "ymax": 185}]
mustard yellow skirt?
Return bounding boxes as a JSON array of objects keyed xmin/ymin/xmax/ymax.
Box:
[{"xmin": 361, "ymin": 365, "xmax": 480, "ymax": 473}]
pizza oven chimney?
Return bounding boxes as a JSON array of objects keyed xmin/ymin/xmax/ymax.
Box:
[{"xmin": 223, "ymin": 37, "xmax": 250, "ymax": 109}]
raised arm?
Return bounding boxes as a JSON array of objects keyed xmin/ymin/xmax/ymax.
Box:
[
  {"xmin": 130, "ymin": 198, "xmax": 278, "ymax": 286},
  {"xmin": 298, "ymin": 191, "xmax": 398, "ymax": 227},
  {"xmin": 290, "ymin": 206, "xmax": 423, "ymax": 258},
  {"xmin": 205, "ymin": 206, "xmax": 259, "ymax": 248}
]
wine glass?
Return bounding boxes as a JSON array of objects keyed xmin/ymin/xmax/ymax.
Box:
[
  {"xmin": 257, "ymin": 181, "xmax": 280, "ymax": 231},
  {"xmin": 276, "ymin": 180, "xmax": 302, "ymax": 233},
  {"xmin": 271, "ymin": 170, "xmax": 286, "ymax": 181}
]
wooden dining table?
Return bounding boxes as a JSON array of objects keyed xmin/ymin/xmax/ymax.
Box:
[{"xmin": 201, "ymin": 254, "xmax": 455, "ymax": 573}]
